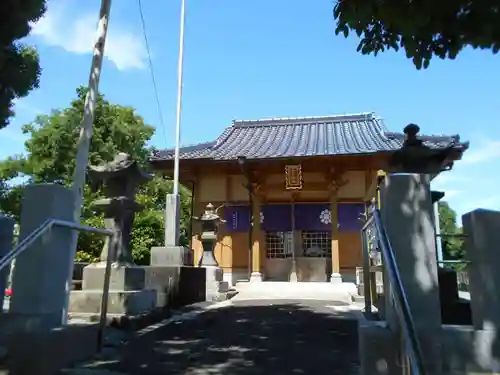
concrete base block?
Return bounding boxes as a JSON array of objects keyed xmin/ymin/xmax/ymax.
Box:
[
  {"xmin": 4, "ymin": 323, "xmax": 100, "ymax": 375},
  {"xmin": 218, "ymin": 281, "xmax": 229, "ymax": 293},
  {"xmin": 0, "ymin": 215, "xmax": 14, "ymax": 312},
  {"xmin": 82, "ymin": 265, "xmax": 147, "ymax": 291},
  {"xmin": 205, "ymin": 266, "xmax": 223, "ymax": 282},
  {"xmin": 358, "ymin": 321, "xmax": 399, "ymax": 375},
  {"xmin": 69, "ymin": 289, "xmax": 156, "ymax": 315},
  {"xmin": 330, "ymin": 272, "xmax": 343, "ymax": 283},
  {"xmin": 150, "ymin": 245, "xmax": 194, "ymax": 266},
  {"xmin": 0, "ymin": 312, "xmax": 65, "ymax": 343},
  {"xmin": 223, "ymin": 271, "xmax": 233, "ymax": 286},
  {"xmin": 249, "ymin": 272, "xmax": 263, "ymax": 282},
  {"xmin": 204, "ymin": 266, "xmax": 225, "ymax": 301}
]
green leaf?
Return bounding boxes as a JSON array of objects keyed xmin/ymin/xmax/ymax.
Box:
[
  {"xmin": 331, "ymin": 0, "xmax": 500, "ymax": 70},
  {"xmin": 343, "ymin": 25, "xmax": 349, "ymax": 38},
  {"xmin": 0, "ymin": 86, "xmax": 193, "ymax": 264}
]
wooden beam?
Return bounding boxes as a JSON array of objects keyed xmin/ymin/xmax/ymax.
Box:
[
  {"xmin": 363, "ymin": 170, "xmax": 377, "ymax": 201},
  {"xmin": 225, "ymin": 174, "xmax": 231, "ymax": 202}
]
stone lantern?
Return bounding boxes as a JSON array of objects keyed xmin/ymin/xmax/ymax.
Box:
[
  {"xmin": 387, "ymin": 124, "xmax": 458, "ymax": 174},
  {"xmin": 193, "ymin": 203, "xmax": 226, "ymax": 267},
  {"xmin": 71, "ymin": 153, "xmax": 157, "ymax": 316},
  {"xmin": 193, "ymin": 203, "xmax": 229, "ymax": 300},
  {"xmin": 87, "ymin": 153, "xmax": 151, "ymax": 266}
]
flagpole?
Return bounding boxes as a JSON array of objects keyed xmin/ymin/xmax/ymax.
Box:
[
  {"xmin": 64, "ymin": 0, "xmax": 112, "ymax": 324},
  {"xmin": 171, "ymin": 0, "xmax": 186, "ymax": 246}
]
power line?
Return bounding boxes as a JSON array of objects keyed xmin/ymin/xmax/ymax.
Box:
[{"xmin": 137, "ymin": 0, "xmax": 168, "ymax": 146}]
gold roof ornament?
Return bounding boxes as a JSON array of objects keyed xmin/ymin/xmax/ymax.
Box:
[{"xmin": 285, "ymin": 164, "xmax": 303, "ymax": 190}]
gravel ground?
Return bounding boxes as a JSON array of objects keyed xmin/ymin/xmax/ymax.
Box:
[{"xmin": 73, "ymin": 299, "xmax": 361, "ymax": 375}]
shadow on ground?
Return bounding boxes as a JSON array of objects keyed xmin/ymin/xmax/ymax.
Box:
[{"xmin": 79, "ymin": 300, "xmax": 360, "ymax": 375}]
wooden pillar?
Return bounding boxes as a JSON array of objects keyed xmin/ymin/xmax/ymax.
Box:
[
  {"xmin": 222, "ymin": 232, "xmax": 233, "ymax": 285},
  {"xmin": 330, "ymin": 191, "xmax": 342, "ymax": 283},
  {"xmin": 250, "ymin": 193, "xmax": 263, "ymax": 282}
]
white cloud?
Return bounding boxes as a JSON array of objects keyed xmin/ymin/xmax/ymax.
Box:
[
  {"xmin": 0, "ymin": 127, "xmax": 27, "ymax": 143},
  {"xmin": 460, "ymin": 139, "xmax": 500, "ymax": 165},
  {"xmin": 31, "ymin": 3, "xmax": 147, "ymax": 71},
  {"xmin": 441, "ymin": 189, "xmax": 461, "ymax": 199}
]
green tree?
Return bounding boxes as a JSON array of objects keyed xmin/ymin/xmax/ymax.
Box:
[
  {"xmin": 438, "ymin": 201, "xmax": 464, "ymax": 260},
  {"xmin": 0, "ymin": 86, "xmax": 192, "ymax": 264},
  {"xmin": 333, "ymin": 0, "xmax": 500, "ymax": 69},
  {"xmin": 0, "ymin": 0, "xmax": 47, "ymax": 128}
]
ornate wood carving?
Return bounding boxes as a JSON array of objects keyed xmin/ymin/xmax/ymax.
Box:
[
  {"xmin": 324, "ymin": 167, "xmax": 348, "ymax": 194},
  {"xmin": 285, "ymin": 164, "xmax": 303, "ymax": 190}
]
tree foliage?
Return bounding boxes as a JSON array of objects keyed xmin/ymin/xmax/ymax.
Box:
[
  {"xmin": 0, "ymin": 0, "xmax": 47, "ymax": 128},
  {"xmin": 0, "ymin": 86, "xmax": 192, "ymax": 264},
  {"xmin": 333, "ymin": 0, "xmax": 500, "ymax": 69},
  {"xmin": 438, "ymin": 201, "xmax": 464, "ymax": 260}
]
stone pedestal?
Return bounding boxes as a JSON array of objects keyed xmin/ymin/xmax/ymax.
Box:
[
  {"xmin": 329, "ymin": 272, "xmax": 343, "ymax": 284},
  {"xmin": 0, "ymin": 215, "xmax": 14, "ymax": 311},
  {"xmin": 249, "ymin": 272, "xmax": 262, "ymax": 282},
  {"xmin": 151, "ymin": 245, "xmax": 193, "ymax": 266},
  {"xmin": 204, "ymin": 266, "xmax": 229, "ymax": 301},
  {"xmin": 9, "ymin": 184, "xmax": 75, "ymax": 330},
  {"xmin": 69, "ymin": 264, "xmax": 156, "ymax": 315}
]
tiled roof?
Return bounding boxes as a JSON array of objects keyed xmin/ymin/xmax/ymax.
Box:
[{"xmin": 151, "ymin": 112, "xmax": 467, "ymax": 161}]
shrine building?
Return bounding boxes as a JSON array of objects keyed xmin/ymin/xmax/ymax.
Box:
[{"xmin": 150, "ymin": 112, "xmax": 468, "ymax": 285}]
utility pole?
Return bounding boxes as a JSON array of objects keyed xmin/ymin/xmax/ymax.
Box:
[
  {"xmin": 63, "ymin": 0, "xmax": 112, "ymax": 324},
  {"xmin": 170, "ymin": 0, "xmax": 186, "ymax": 246}
]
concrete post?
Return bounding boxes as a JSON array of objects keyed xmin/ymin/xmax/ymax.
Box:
[
  {"xmin": 10, "ymin": 184, "xmax": 75, "ymax": 330},
  {"xmin": 151, "ymin": 193, "xmax": 193, "ymax": 266},
  {"xmin": 0, "ymin": 215, "xmax": 14, "ymax": 311},
  {"xmin": 462, "ymin": 209, "xmax": 500, "ymax": 331},
  {"xmin": 164, "ymin": 193, "xmax": 178, "ymax": 246},
  {"xmin": 380, "ymin": 173, "xmax": 442, "ymax": 374}
]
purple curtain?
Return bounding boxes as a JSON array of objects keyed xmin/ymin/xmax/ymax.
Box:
[
  {"xmin": 294, "ymin": 203, "xmax": 331, "ymax": 231},
  {"xmin": 293, "ymin": 203, "xmax": 365, "ymax": 232},
  {"xmin": 224, "ymin": 203, "xmax": 365, "ymax": 233},
  {"xmin": 338, "ymin": 203, "xmax": 365, "ymax": 232},
  {"xmin": 262, "ymin": 204, "xmax": 292, "ymax": 232},
  {"xmin": 224, "ymin": 205, "xmax": 250, "ymax": 233}
]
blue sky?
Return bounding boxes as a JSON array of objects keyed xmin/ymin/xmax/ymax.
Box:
[{"xmin": 2, "ymin": 0, "xmax": 499, "ymax": 221}]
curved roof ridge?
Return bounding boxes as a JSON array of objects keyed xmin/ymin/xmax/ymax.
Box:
[
  {"xmin": 232, "ymin": 112, "xmax": 374, "ymax": 127},
  {"xmin": 150, "ymin": 112, "xmax": 469, "ymax": 162}
]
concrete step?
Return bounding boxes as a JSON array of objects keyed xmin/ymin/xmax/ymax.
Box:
[
  {"xmin": 212, "ymin": 289, "xmax": 239, "ymax": 302},
  {"xmin": 233, "ymin": 281, "xmax": 357, "ymax": 303},
  {"xmin": 351, "ymin": 294, "xmax": 365, "ymax": 303}
]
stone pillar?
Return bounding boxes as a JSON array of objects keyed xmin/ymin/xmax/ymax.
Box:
[
  {"xmin": 433, "ymin": 201, "xmax": 444, "ymax": 265},
  {"xmin": 462, "ymin": 209, "xmax": 500, "ymax": 331},
  {"xmin": 0, "ymin": 215, "xmax": 14, "ymax": 311},
  {"xmin": 250, "ymin": 195, "xmax": 262, "ymax": 282},
  {"xmin": 10, "ymin": 184, "xmax": 74, "ymax": 330},
  {"xmin": 330, "ymin": 192, "xmax": 342, "ymax": 283},
  {"xmin": 380, "ymin": 173, "xmax": 442, "ymax": 374},
  {"xmin": 151, "ymin": 193, "xmax": 192, "ymax": 266},
  {"xmin": 164, "ymin": 193, "xmax": 180, "ymax": 246}
]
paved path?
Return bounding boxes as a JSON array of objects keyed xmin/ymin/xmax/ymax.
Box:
[{"xmin": 71, "ymin": 299, "xmax": 361, "ymax": 375}]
